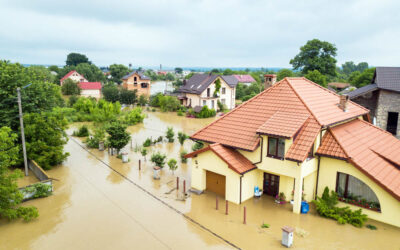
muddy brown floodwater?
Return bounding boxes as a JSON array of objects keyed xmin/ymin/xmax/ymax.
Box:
[{"xmin": 1, "ymin": 111, "xmax": 400, "ymax": 250}]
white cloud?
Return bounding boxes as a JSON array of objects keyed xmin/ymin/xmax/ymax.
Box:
[{"xmin": 0, "ymin": 0, "xmax": 399, "ymax": 67}]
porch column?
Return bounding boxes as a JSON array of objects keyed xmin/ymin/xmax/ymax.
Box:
[{"xmin": 293, "ymin": 177, "xmax": 303, "ymax": 214}]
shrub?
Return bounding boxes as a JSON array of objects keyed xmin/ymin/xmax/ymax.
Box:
[
  {"xmin": 141, "ymin": 148, "xmax": 147, "ymax": 160},
  {"xmin": 157, "ymin": 136, "xmax": 163, "ymax": 143},
  {"xmin": 68, "ymin": 95, "xmax": 79, "ymax": 107},
  {"xmin": 168, "ymin": 158, "xmax": 178, "ymax": 173},
  {"xmin": 180, "ymin": 150, "xmax": 188, "ymax": 163},
  {"xmin": 106, "ymin": 121, "xmax": 130, "ymax": 154},
  {"xmin": 138, "ymin": 94, "xmax": 148, "ymax": 106},
  {"xmin": 149, "ymin": 93, "xmax": 163, "ymax": 107},
  {"xmin": 159, "ymin": 96, "xmax": 180, "ymax": 112},
  {"xmin": 177, "ymin": 110, "xmax": 184, "ymax": 116},
  {"xmin": 166, "ymin": 127, "xmax": 175, "ymax": 142},
  {"xmin": 192, "ymin": 141, "xmax": 204, "ymax": 151},
  {"xmin": 178, "ymin": 132, "xmax": 188, "ymax": 145},
  {"xmin": 61, "ymin": 79, "xmax": 81, "ymax": 95},
  {"xmin": 73, "ymin": 125, "xmax": 89, "ymax": 137},
  {"xmin": 121, "ymin": 107, "xmax": 145, "ymax": 125},
  {"xmin": 21, "ymin": 183, "xmax": 52, "ymax": 199},
  {"xmin": 195, "ymin": 106, "xmax": 216, "ymax": 118},
  {"xmin": 119, "ymin": 88, "xmax": 137, "ymax": 105},
  {"xmin": 86, "ymin": 127, "xmax": 106, "ymax": 148},
  {"xmin": 151, "ymin": 152, "xmax": 166, "ymax": 168},
  {"xmin": 143, "ymin": 138, "xmax": 152, "ymax": 147},
  {"xmin": 102, "ymin": 84, "xmax": 120, "ymax": 102},
  {"xmin": 312, "ymin": 187, "xmax": 368, "ymax": 227}
]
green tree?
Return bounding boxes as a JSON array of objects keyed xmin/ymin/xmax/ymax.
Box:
[
  {"xmin": 61, "ymin": 79, "xmax": 81, "ymax": 95},
  {"xmin": 24, "ymin": 111, "xmax": 70, "ymax": 170},
  {"xmin": 0, "ymin": 126, "xmax": 38, "ymax": 221},
  {"xmin": 168, "ymin": 158, "xmax": 178, "ymax": 174},
  {"xmin": 159, "ymin": 96, "xmax": 180, "ymax": 112},
  {"xmin": 141, "ymin": 148, "xmax": 147, "ymax": 161},
  {"xmin": 119, "ymin": 88, "xmax": 137, "ymax": 105},
  {"xmin": 174, "ymin": 67, "xmax": 183, "ymax": 74},
  {"xmin": 177, "ymin": 132, "xmax": 188, "ymax": 145},
  {"xmin": 166, "ymin": 127, "xmax": 175, "ymax": 143},
  {"xmin": 223, "ymin": 68, "xmax": 234, "ymax": 75},
  {"xmin": 290, "ymin": 39, "xmax": 337, "ymax": 76},
  {"xmin": 109, "ymin": 64, "xmax": 129, "ymax": 84},
  {"xmin": 305, "ymin": 70, "xmax": 327, "ymax": 87},
  {"xmin": 166, "ymin": 72, "xmax": 175, "ymax": 81},
  {"xmin": 121, "ymin": 107, "xmax": 145, "ymax": 125},
  {"xmin": 211, "ymin": 69, "xmax": 220, "ymax": 74},
  {"xmin": 106, "ymin": 121, "xmax": 130, "ymax": 154},
  {"xmin": 48, "ymin": 65, "xmax": 60, "ymax": 74},
  {"xmin": 27, "ymin": 65, "xmax": 56, "ymax": 83},
  {"xmin": 277, "ymin": 69, "xmax": 295, "ymax": 81},
  {"xmin": 350, "ymin": 68, "xmax": 375, "ymax": 88},
  {"xmin": 138, "ymin": 94, "xmax": 148, "ymax": 106},
  {"xmin": 180, "ymin": 150, "xmax": 188, "ymax": 163},
  {"xmin": 102, "ymin": 84, "xmax": 120, "ymax": 102},
  {"xmin": 75, "ymin": 63, "xmax": 105, "ymax": 82},
  {"xmin": 66, "ymin": 52, "xmax": 91, "ymax": 66},
  {"xmin": 151, "ymin": 152, "xmax": 167, "ymax": 168}
]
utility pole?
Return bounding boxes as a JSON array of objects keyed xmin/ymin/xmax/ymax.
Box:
[{"xmin": 17, "ymin": 87, "xmax": 29, "ymax": 176}]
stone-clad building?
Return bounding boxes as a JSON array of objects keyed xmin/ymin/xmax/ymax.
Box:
[{"xmin": 349, "ymin": 67, "xmax": 400, "ymax": 138}]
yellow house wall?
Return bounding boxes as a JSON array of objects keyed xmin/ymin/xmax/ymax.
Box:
[
  {"xmin": 318, "ymin": 157, "xmax": 400, "ymax": 228},
  {"xmin": 241, "ymin": 169, "xmax": 263, "ymax": 202}
]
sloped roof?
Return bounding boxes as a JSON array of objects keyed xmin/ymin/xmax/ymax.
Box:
[
  {"xmin": 122, "ymin": 71, "xmax": 150, "ymax": 80},
  {"xmin": 233, "ymin": 75, "xmax": 256, "ymax": 83},
  {"xmin": 317, "ymin": 119, "xmax": 400, "ymax": 201},
  {"xmin": 347, "ymin": 84, "xmax": 378, "ymax": 98},
  {"xmin": 178, "ymin": 74, "xmax": 238, "ymax": 95},
  {"xmin": 256, "ymin": 111, "xmax": 309, "ymax": 138},
  {"xmin": 79, "ymin": 82, "xmax": 102, "ymax": 90},
  {"xmin": 316, "ymin": 130, "xmax": 347, "ymax": 159},
  {"xmin": 185, "ymin": 143, "xmax": 257, "ymax": 174},
  {"xmin": 191, "ymin": 78, "xmax": 368, "ymax": 152},
  {"xmin": 285, "ymin": 117, "xmax": 321, "ymax": 162},
  {"xmin": 60, "ymin": 70, "xmax": 82, "ymax": 83},
  {"xmin": 374, "ymin": 67, "xmax": 400, "ymax": 92}
]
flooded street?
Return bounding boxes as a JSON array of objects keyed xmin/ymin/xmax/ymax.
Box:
[{"xmin": 1, "ymin": 111, "xmax": 400, "ymax": 249}]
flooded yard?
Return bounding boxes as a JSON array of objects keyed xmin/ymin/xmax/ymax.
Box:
[{"xmin": 1, "ymin": 110, "xmax": 400, "ymax": 249}]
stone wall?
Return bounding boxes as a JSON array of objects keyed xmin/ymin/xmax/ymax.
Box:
[
  {"xmin": 352, "ymin": 90, "xmax": 378, "ymax": 119},
  {"xmin": 376, "ymin": 90, "xmax": 400, "ymax": 138}
]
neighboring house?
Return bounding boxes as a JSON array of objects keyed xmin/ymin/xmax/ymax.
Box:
[
  {"xmin": 121, "ymin": 71, "xmax": 151, "ymax": 96},
  {"xmin": 178, "ymin": 74, "xmax": 238, "ymax": 110},
  {"xmin": 186, "ymin": 77, "xmax": 400, "ymax": 228},
  {"xmin": 60, "ymin": 70, "xmax": 87, "ymax": 85},
  {"xmin": 263, "ymin": 74, "xmax": 277, "ymax": 89},
  {"xmin": 348, "ymin": 67, "xmax": 400, "ymax": 138},
  {"xmin": 79, "ymin": 82, "xmax": 102, "ymax": 98},
  {"xmin": 328, "ymin": 82, "xmax": 350, "ymax": 92},
  {"xmin": 233, "ymin": 74, "xmax": 256, "ymax": 86}
]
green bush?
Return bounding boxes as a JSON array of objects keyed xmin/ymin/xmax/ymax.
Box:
[
  {"xmin": 121, "ymin": 107, "xmax": 145, "ymax": 125},
  {"xmin": 180, "ymin": 150, "xmax": 188, "ymax": 163},
  {"xmin": 86, "ymin": 127, "xmax": 105, "ymax": 148},
  {"xmin": 68, "ymin": 95, "xmax": 79, "ymax": 107},
  {"xmin": 143, "ymin": 138, "xmax": 152, "ymax": 147},
  {"xmin": 177, "ymin": 110, "xmax": 184, "ymax": 116},
  {"xmin": 151, "ymin": 152, "xmax": 166, "ymax": 168},
  {"xmin": 168, "ymin": 158, "xmax": 178, "ymax": 173},
  {"xmin": 312, "ymin": 187, "xmax": 368, "ymax": 227},
  {"xmin": 73, "ymin": 125, "xmax": 89, "ymax": 137},
  {"xmin": 61, "ymin": 79, "xmax": 81, "ymax": 95},
  {"xmin": 160, "ymin": 96, "xmax": 180, "ymax": 112},
  {"xmin": 166, "ymin": 127, "xmax": 175, "ymax": 142},
  {"xmin": 178, "ymin": 132, "xmax": 188, "ymax": 145},
  {"xmin": 195, "ymin": 106, "xmax": 216, "ymax": 118},
  {"xmin": 192, "ymin": 141, "xmax": 204, "ymax": 151},
  {"xmin": 22, "ymin": 183, "xmax": 52, "ymax": 199}
]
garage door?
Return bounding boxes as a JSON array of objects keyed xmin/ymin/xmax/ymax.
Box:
[{"xmin": 206, "ymin": 171, "xmax": 226, "ymax": 197}]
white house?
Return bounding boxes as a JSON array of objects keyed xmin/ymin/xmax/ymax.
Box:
[
  {"xmin": 60, "ymin": 70, "xmax": 87, "ymax": 85},
  {"xmin": 178, "ymin": 74, "xmax": 238, "ymax": 110}
]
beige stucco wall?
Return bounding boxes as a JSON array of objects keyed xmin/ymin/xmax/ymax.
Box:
[
  {"xmin": 317, "ymin": 157, "xmax": 400, "ymax": 228},
  {"xmin": 80, "ymin": 89, "xmax": 101, "ymax": 98},
  {"xmin": 61, "ymin": 72, "xmax": 87, "ymax": 85}
]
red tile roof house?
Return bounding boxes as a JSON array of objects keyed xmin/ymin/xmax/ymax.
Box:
[
  {"xmin": 186, "ymin": 77, "xmax": 400, "ymax": 228},
  {"xmin": 60, "ymin": 70, "xmax": 102, "ymax": 98},
  {"xmin": 233, "ymin": 74, "xmax": 256, "ymax": 86}
]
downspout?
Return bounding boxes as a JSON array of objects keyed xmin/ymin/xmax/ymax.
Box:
[
  {"xmin": 239, "ymin": 175, "xmax": 243, "ymax": 204},
  {"xmin": 314, "ymin": 129, "xmax": 324, "ymax": 199}
]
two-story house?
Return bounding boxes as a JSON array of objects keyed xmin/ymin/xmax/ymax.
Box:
[
  {"xmin": 186, "ymin": 77, "xmax": 400, "ymax": 228},
  {"xmin": 60, "ymin": 70, "xmax": 88, "ymax": 85},
  {"xmin": 121, "ymin": 71, "xmax": 151, "ymax": 96},
  {"xmin": 178, "ymin": 74, "xmax": 238, "ymax": 110},
  {"xmin": 60, "ymin": 70, "xmax": 101, "ymax": 98},
  {"xmin": 349, "ymin": 67, "xmax": 400, "ymax": 138}
]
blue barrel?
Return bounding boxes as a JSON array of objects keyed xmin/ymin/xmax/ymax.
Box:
[{"xmin": 301, "ymin": 201, "xmax": 309, "ymax": 214}]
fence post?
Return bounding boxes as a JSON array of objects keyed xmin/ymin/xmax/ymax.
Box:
[
  {"xmin": 139, "ymin": 159, "xmax": 141, "ymax": 171},
  {"xmin": 216, "ymin": 196, "xmax": 219, "ymax": 210},
  {"xmin": 225, "ymin": 200, "xmax": 228, "ymax": 215},
  {"xmin": 177, "ymin": 177, "xmax": 179, "ymax": 190},
  {"xmin": 183, "ymin": 180, "xmax": 186, "ymax": 194},
  {"xmin": 243, "ymin": 206, "xmax": 247, "ymax": 224}
]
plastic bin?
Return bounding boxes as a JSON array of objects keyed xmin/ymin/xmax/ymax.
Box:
[{"xmin": 301, "ymin": 201, "xmax": 309, "ymax": 214}]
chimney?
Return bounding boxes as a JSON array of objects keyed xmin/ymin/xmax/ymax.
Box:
[
  {"xmin": 264, "ymin": 74, "xmax": 277, "ymax": 89},
  {"xmin": 338, "ymin": 95, "xmax": 349, "ymax": 112},
  {"xmin": 183, "ymin": 79, "xmax": 187, "ymax": 85}
]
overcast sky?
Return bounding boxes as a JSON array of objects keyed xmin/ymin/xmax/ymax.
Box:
[{"xmin": 0, "ymin": 0, "xmax": 399, "ymax": 68}]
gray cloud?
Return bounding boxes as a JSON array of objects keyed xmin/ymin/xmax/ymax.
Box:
[{"xmin": 0, "ymin": 0, "xmax": 399, "ymax": 67}]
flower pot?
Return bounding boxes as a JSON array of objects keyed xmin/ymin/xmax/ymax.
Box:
[
  {"xmin": 122, "ymin": 152, "xmax": 128, "ymax": 163},
  {"xmin": 99, "ymin": 141, "xmax": 105, "ymax": 151},
  {"xmin": 153, "ymin": 166, "xmax": 161, "ymax": 179}
]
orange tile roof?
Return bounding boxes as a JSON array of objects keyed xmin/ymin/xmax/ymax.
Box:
[
  {"xmin": 185, "ymin": 143, "xmax": 256, "ymax": 174},
  {"xmin": 316, "ymin": 130, "xmax": 347, "ymax": 159},
  {"xmin": 191, "ymin": 78, "xmax": 368, "ymax": 154},
  {"xmin": 285, "ymin": 117, "xmax": 321, "ymax": 162},
  {"xmin": 256, "ymin": 111, "xmax": 309, "ymax": 138},
  {"xmin": 318, "ymin": 119, "xmax": 400, "ymax": 201}
]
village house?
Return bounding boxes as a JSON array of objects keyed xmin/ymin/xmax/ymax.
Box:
[
  {"xmin": 348, "ymin": 67, "xmax": 400, "ymax": 138},
  {"xmin": 60, "ymin": 70, "xmax": 87, "ymax": 85},
  {"xmin": 178, "ymin": 73, "xmax": 238, "ymax": 110},
  {"xmin": 186, "ymin": 77, "xmax": 400, "ymax": 228},
  {"xmin": 263, "ymin": 74, "xmax": 277, "ymax": 88},
  {"xmin": 233, "ymin": 74, "xmax": 256, "ymax": 86},
  {"xmin": 121, "ymin": 71, "xmax": 151, "ymax": 96},
  {"xmin": 60, "ymin": 70, "xmax": 101, "ymax": 98}
]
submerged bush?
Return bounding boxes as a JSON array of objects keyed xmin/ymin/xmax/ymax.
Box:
[
  {"xmin": 151, "ymin": 152, "xmax": 167, "ymax": 168},
  {"xmin": 73, "ymin": 125, "xmax": 89, "ymax": 137},
  {"xmin": 180, "ymin": 150, "xmax": 188, "ymax": 163},
  {"xmin": 195, "ymin": 106, "xmax": 216, "ymax": 118},
  {"xmin": 121, "ymin": 107, "xmax": 145, "ymax": 125},
  {"xmin": 192, "ymin": 141, "xmax": 204, "ymax": 151},
  {"xmin": 166, "ymin": 127, "xmax": 174, "ymax": 142},
  {"xmin": 86, "ymin": 127, "xmax": 106, "ymax": 148},
  {"xmin": 313, "ymin": 187, "xmax": 368, "ymax": 228}
]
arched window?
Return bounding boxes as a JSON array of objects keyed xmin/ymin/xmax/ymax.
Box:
[{"xmin": 336, "ymin": 172, "xmax": 381, "ymax": 211}]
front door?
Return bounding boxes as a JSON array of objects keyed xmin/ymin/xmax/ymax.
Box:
[{"xmin": 263, "ymin": 173, "xmax": 280, "ymax": 196}]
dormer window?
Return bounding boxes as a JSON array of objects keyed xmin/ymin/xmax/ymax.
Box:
[
  {"xmin": 134, "ymin": 76, "xmax": 137, "ymax": 81},
  {"xmin": 267, "ymin": 137, "xmax": 285, "ymax": 160}
]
